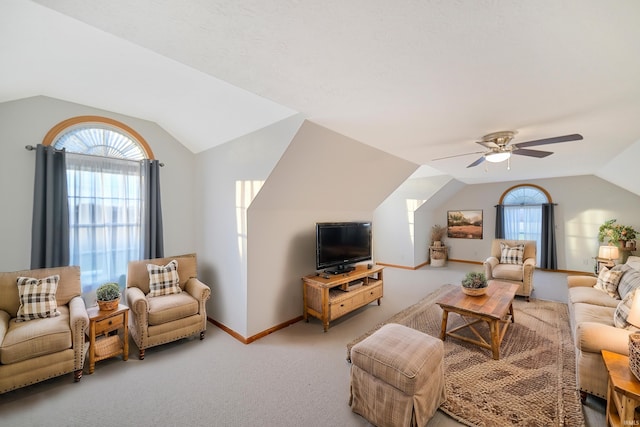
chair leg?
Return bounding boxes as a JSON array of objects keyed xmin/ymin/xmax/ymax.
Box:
[
  {"xmin": 139, "ymin": 349, "xmax": 145, "ymax": 360},
  {"xmin": 580, "ymin": 391, "xmax": 587, "ymax": 403},
  {"xmin": 200, "ymin": 331, "xmax": 205, "ymax": 340},
  {"xmin": 74, "ymin": 369, "xmax": 83, "ymax": 382}
]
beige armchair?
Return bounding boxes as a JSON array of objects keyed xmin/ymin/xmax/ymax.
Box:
[
  {"xmin": 126, "ymin": 253, "xmax": 211, "ymax": 360},
  {"xmin": 0, "ymin": 266, "xmax": 88, "ymax": 394},
  {"xmin": 484, "ymin": 239, "xmax": 536, "ymax": 301}
]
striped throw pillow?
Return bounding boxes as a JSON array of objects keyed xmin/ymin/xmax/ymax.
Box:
[
  {"xmin": 147, "ymin": 260, "xmax": 181, "ymax": 297},
  {"xmin": 500, "ymin": 242, "xmax": 525, "ymax": 265},
  {"xmin": 16, "ymin": 275, "xmax": 61, "ymax": 321},
  {"xmin": 614, "ymin": 288, "xmax": 639, "ymax": 329}
]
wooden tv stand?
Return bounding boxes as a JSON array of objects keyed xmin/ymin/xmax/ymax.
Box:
[{"xmin": 302, "ymin": 265, "xmax": 384, "ymax": 332}]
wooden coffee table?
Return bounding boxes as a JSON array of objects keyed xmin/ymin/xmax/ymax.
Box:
[{"xmin": 436, "ymin": 282, "xmax": 519, "ymax": 360}]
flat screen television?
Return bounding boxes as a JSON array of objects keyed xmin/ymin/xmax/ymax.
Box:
[{"xmin": 316, "ymin": 222, "xmax": 372, "ymax": 274}]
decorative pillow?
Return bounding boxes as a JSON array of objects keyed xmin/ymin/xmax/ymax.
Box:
[
  {"xmin": 16, "ymin": 275, "xmax": 61, "ymax": 321},
  {"xmin": 614, "ymin": 288, "xmax": 640, "ymax": 329},
  {"xmin": 594, "ymin": 267, "xmax": 624, "ymax": 299},
  {"xmin": 616, "ymin": 265, "xmax": 640, "ymax": 300},
  {"xmin": 500, "ymin": 242, "xmax": 524, "ymax": 265},
  {"xmin": 147, "ymin": 260, "xmax": 181, "ymax": 297}
]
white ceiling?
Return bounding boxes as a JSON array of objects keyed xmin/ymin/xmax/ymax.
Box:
[{"xmin": 3, "ymin": 0, "xmax": 640, "ymax": 187}]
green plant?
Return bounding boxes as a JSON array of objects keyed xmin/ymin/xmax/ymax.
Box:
[
  {"xmin": 96, "ymin": 282, "xmax": 120, "ymax": 301},
  {"xmin": 461, "ymin": 272, "xmax": 488, "ymax": 289},
  {"xmin": 431, "ymin": 224, "xmax": 447, "ymax": 244},
  {"xmin": 598, "ymin": 219, "xmax": 637, "ymax": 243}
]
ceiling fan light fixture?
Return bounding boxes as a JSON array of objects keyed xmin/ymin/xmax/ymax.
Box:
[{"xmin": 484, "ymin": 151, "xmax": 511, "ymax": 163}]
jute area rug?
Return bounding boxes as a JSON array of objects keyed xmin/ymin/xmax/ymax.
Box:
[{"xmin": 346, "ymin": 284, "xmax": 585, "ymax": 427}]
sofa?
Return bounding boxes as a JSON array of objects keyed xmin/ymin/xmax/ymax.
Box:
[
  {"xmin": 0, "ymin": 266, "xmax": 89, "ymax": 394},
  {"xmin": 567, "ymin": 255, "xmax": 640, "ymax": 400}
]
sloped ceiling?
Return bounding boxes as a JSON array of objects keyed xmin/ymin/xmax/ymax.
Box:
[{"xmin": 3, "ymin": 0, "xmax": 640, "ymax": 189}]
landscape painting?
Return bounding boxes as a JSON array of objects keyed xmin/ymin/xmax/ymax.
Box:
[{"xmin": 447, "ymin": 210, "xmax": 483, "ymax": 239}]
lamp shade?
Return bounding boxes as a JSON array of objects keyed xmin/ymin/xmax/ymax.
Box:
[
  {"xmin": 485, "ymin": 151, "xmax": 511, "ymax": 163},
  {"xmin": 599, "ymin": 245, "xmax": 620, "ymax": 260}
]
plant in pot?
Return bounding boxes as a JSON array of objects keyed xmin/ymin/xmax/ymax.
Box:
[
  {"xmin": 599, "ymin": 219, "xmax": 637, "ymax": 248},
  {"xmin": 431, "ymin": 224, "xmax": 447, "ymax": 247},
  {"xmin": 461, "ymin": 271, "xmax": 488, "ymax": 296},
  {"xmin": 96, "ymin": 282, "xmax": 121, "ymax": 311}
]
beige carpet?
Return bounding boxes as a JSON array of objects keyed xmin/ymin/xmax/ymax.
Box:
[{"xmin": 346, "ymin": 284, "xmax": 585, "ymax": 427}]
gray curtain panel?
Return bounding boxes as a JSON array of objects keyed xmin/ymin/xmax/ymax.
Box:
[
  {"xmin": 540, "ymin": 203, "xmax": 558, "ymax": 269},
  {"xmin": 494, "ymin": 204, "xmax": 505, "ymax": 239},
  {"xmin": 30, "ymin": 144, "xmax": 70, "ymax": 268},
  {"xmin": 142, "ymin": 159, "xmax": 164, "ymax": 259}
]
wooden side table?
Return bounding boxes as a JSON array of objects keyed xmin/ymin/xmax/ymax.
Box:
[
  {"xmin": 87, "ymin": 304, "xmax": 129, "ymax": 374},
  {"xmin": 602, "ymin": 350, "xmax": 640, "ymax": 426}
]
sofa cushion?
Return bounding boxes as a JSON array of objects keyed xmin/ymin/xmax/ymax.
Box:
[
  {"xmin": 0, "ymin": 306, "xmax": 72, "ymax": 364},
  {"xmin": 500, "ymin": 242, "xmax": 524, "ymax": 265},
  {"xmin": 613, "ymin": 289, "xmax": 639, "ymax": 329},
  {"xmin": 594, "ymin": 267, "xmax": 623, "ymax": 299},
  {"xmin": 491, "ymin": 263, "xmax": 524, "ymax": 281},
  {"xmin": 615, "ymin": 265, "xmax": 640, "ymax": 300},
  {"xmin": 147, "ymin": 260, "xmax": 182, "ymax": 297},
  {"xmin": 568, "ymin": 286, "xmax": 620, "ymax": 308},
  {"xmin": 147, "ymin": 292, "xmax": 198, "ymax": 326},
  {"xmin": 16, "ymin": 275, "xmax": 61, "ymax": 321}
]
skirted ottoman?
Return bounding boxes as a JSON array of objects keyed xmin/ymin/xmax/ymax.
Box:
[{"xmin": 349, "ymin": 323, "xmax": 445, "ymax": 427}]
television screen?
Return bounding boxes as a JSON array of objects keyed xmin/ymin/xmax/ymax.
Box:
[{"xmin": 316, "ymin": 222, "xmax": 372, "ymax": 273}]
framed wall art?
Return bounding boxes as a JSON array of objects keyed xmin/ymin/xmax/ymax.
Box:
[{"xmin": 447, "ymin": 210, "xmax": 483, "ymax": 239}]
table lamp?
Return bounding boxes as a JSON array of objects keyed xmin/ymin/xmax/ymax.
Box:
[{"xmin": 599, "ymin": 245, "xmax": 620, "ymax": 268}]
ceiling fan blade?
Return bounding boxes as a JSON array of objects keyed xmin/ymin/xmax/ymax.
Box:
[
  {"xmin": 512, "ymin": 148, "xmax": 553, "ymax": 158},
  {"xmin": 514, "ymin": 133, "xmax": 583, "ymax": 148},
  {"xmin": 467, "ymin": 156, "xmax": 485, "ymax": 168},
  {"xmin": 432, "ymin": 151, "xmax": 484, "ymax": 161}
]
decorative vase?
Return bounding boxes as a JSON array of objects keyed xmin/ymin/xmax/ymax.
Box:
[{"xmin": 97, "ymin": 296, "xmax": 120, "ymax": 311}]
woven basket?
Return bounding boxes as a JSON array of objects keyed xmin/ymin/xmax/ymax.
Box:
[
  {"xmin": 629, "ymin": 332, "xmax": 640, "ymax": 381},
  {"xmin": 97, "ymin": 296, "xmax": 120, "ymax": 311},
  {"xmin": 462, "ymin": 286, "xmax": 487, "ymax": 297}
]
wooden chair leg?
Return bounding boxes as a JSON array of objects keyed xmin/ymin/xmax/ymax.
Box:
[
  {"xmin": 580, "ymin": 391, "xmax": 587, "ymax": 403},
  {"xmin": 74, "ymin": 369, "xmax": 83, "ymax": 382},
  {"xmin": 139, "ymin": 349, "xmax": 145, "ymax": 360},
  {"xmin": 200, "ymin": 331, "xmax": 205, "ymax": 340}
]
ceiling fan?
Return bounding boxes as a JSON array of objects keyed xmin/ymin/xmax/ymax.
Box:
[{"xmin": 433, "ymin": 131, "xmax": 583, "ymax": 168}]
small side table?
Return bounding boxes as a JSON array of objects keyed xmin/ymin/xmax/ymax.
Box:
[
  {"xmin": 602, "ymin": 350, "xmax": 640, "ymax": 426},
  {"xmin": 87, "ymin": 304, "xmax": 129, "ymax": 374}
]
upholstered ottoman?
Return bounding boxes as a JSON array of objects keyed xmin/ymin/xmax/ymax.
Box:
[{"xmin": 349, "ymin": 323, "xmax": 445, "ymax": 427}]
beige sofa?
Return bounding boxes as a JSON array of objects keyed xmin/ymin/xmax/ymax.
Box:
[
  {"xmin": 567, "ymin": 256, "xmax": 640, "ymax": 400},
  {"xmin": 0, "ymin": 266, "xmax": 89, "ymax": 394}
]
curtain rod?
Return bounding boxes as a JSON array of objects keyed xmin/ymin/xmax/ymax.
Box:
[
  {"xmin": 495, "ymin": 203, "xmax": 558, "ymax": 207},
  {"xmin": 25, "ymin": 145, "xmax": 164, "ymax": 167}
]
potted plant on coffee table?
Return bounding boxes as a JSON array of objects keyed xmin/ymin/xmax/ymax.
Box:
[
  {"xmin": 461, "ymin": 271, "xmax": 488, "ymax": 296},
  {"xmin": 96, "ymin": 282, "xmax": 121, "ymax": 311}
]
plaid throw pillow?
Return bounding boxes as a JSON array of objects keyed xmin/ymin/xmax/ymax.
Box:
[
  {"xmin": 500, "ymin": 242, "xmax": 525, "ymax": 265},
  {"xmin": 147, "ymin": 260, "xmax": 181, "ymax": 297},
  {"xmin": 594, "ymin": 267, "xmax": 624, "ymax": 298},
  {"xmin": 16, "ymin": 275, "xmax": 61, "ymax": 321}
]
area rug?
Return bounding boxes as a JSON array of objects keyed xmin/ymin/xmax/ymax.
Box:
[{"xmin": 346, "ymin": 284, "xmax": 585, "ymax": 427}]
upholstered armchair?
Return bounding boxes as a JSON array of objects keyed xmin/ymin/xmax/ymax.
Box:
[
  {"xmin": 0, "ymin": 266, "xmax": 88, "ymax": 394},
  {"xmin": 126, "ymin": 253, "xmax": 211, "ymax": 360},
  {"xmin": 484, "ymin": 239, "xmax": 537, "ymax": 301}
]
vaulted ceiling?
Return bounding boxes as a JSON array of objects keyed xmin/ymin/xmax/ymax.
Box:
[{"xmin": 3, "ymin": 1, "xmax": 640, "ymax": 191}]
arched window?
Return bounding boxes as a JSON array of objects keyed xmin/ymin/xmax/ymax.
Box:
[
  {"xmin": 499, "ymin": 185, "xmax": 552, "ymax": 268},
  {"xmin": 43, "ymin": 116, "xmax": 161, "ymax": 300}
]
